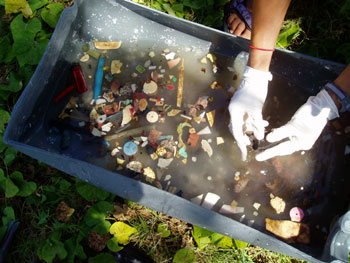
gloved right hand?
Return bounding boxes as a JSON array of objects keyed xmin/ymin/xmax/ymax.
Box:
[{"xmin": 229, "ymin": 66, "xmax": 272, "ymax": 161}]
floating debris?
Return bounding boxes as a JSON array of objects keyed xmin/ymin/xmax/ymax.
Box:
[
  {"xmin": 177, "ymin": 122, "xmax": 192, "ymax": 148},
  {"xmin": 146, "ymin": 111, "xmax": 159, "ymax": 123},
  {"xmin": 190, "ymin": 194, "xmax": 203, "ymax": 205},
  {"xmin": 216, "ymin": 137, "xmax": 224, "ymax": 145},
  {"xmin": 253, "ymin": 203, "xmax": 261, "ymax": 210},
  {"xmin": 197, "ymin": 126, "xmax": 211, "ymax": 135},
  {"xmin": 290, "ymin": 207, "xmax": 304, "ymax": 222},
  {"xmin": 123, "ymin": 141, "xmax": 138, "ymax": 156},
  {"xmin": 143, "ymin": 80, "xmax": 158, "ymax": 95},
  {"xmin": 167, "ymin": 109, "xmax": 181, "ymax": 117},
  {"xmin": 234, "ymin": 177, "xmax": 250, "ymax": 193},
  {"xmin": 164, "ymin": 174, "xmax": 172, "ymax": 181},
  {"xmin": 157, "ymin": 158, "xmax": 173, "ymax": 168},
  {"xmin": 149, "ymin": 51, "xmax": 155, "ymax": 58},
  {"xmin": 187, "ymin": 133, "xmax": 199, "ymax": 148},
  {"xmin": 94, "ymin": 41, "xmax": 121, "ymax": 50},
  {"xmin": 111, "ymin": 60, "xmax": 123, "ymax": 74},
  {"xmin": 201, "ymin": 192, "xmax": 220, "ymax": 210},
  {"xmin": 168, "ymin": 57, "xmax": 181, "ymax": 70},
  {"xmin": 176, "ymin": 59, "xmax": 185, "ymax": 107},
  {"xmin": 91, "ymin": 127, "xmax": 102, "ymax": 137},
  {"xmin": 136, "ymin": 65, "xmax": 146, "ymax": 74},
  {"xmin": 87, "ymin": 49, "xmax": 100, "ymax": 59},
  {"xmin": 231, "ymin": 200, "xmax": 238, "ymax": 208},
  {"xmin": 206, "ymin": 110, "xmax": 215, "ymax": 127},
  {"xmin": 180, "ymin": 114, "xmax": 192, "ymax": 120},
  {"xmin": 94, "ymin": 56, "xmax": 105, "ymax": 101},
  {"xmin": 149, "ymin": 129, "xmax": 162, "ymax": 144},
  {"xmin": 111, "ymin": 148, "xmax": 120, "ymax": 156},
  {"xmin": 270, "ymin": 196, "xmax": 286, "ymax": 214},
  {"xmin": 126, "ymin": 161, "xmax": 142, "ymax": 173},
  {"xmin": 80, "ymin": 54, "xmax": 89, "ymax": 62},
  {"xmin": 265, "ymin": 218, "xmax": 310, "ymax": 244},
  {"xmin": 121, "ymin": 105, "xmax": 133, "ymax": 126},
  {"xmin": 219, "ymin": 205, "xmax": 244, "ymax": 215},
  {"xmin": 165, "ymin": 52, "xmax": 176, "ymax": 60},
  {"xmin": 206, "ymin": 53, "xmax": 216, "ymax": 63},
  {"xmin": 191, "ymin": 157, "xmax": 197, "ymax": 162},
  {"xmin": 200, "ymin": 57, "xmax": 207, "ymax": 64},
  {"xmin": 210, "ymin": 81, "xmax": 223, "ymax": 89},
  {"xmin": 201, "ymin": 139, "xmax": 213, "ymax": 157},
  {"xmin": 178, "ymin": 147, "xmax": 188, "ymax": 158},
  {"xmin": 143, "ymin": 167, "xmax": 156, "ymax": 183}
]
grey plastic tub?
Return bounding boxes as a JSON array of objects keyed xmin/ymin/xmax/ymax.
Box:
[{"xmin": 4, "ymin": 0, "xmax": 349, "ymax": 262}]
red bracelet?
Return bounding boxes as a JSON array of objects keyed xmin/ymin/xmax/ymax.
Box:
[{"xmin": 249, "ymin": 44, "xmax": 275, "ymax": 52}]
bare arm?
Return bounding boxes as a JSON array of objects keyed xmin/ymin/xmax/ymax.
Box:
[{"xmin": 248, "ymin": 0, "xmax": 291, "ymax": 72}]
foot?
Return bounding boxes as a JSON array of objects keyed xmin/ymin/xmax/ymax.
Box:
[{"xmin": 227, "ymin": 13, "xmax": 251, "ymax": 39}]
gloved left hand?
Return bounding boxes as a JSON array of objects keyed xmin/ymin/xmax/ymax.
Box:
[{"xmin": 255, "ymin": 89, "xmax": 339, "ymax": 161}]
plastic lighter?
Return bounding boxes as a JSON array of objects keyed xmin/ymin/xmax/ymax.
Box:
[
  {"xmin": 53, "ymin": 65, "xmax": 87, "ymax": 103},
  {"xmin": 94, "ymin": 56, "xmax": 105, "ymax": 102}
]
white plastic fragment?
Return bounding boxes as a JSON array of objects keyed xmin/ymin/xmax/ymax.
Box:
[
  {"xmin": 148, "ymin": 65, "xmax": 157, "ymax": 70},
  {"xmin": 253, "ymin": 211, "xmax": 259, "ymax": 216},
  {"xmin": 96, "ymin": 98, "xmax": 107, "ymax": 105},
  {"xmin": 91, "ymin": 127, "xmax": 102, "ymax": 137},
  {"xmin": 164, "ymin": 174, "xmax": 172, "ymax": 181},
  {"xmin": 192, "ymin": 157, "xmax": 197, "ymax": 162},
  {"xmin": 80, "ymin": 54, "xmax": 89, "ymax": 62},
  {"xmin": 144, "ymin": 60, "xmax": 151, "ymax": 68},
  {"xmin": 220, "ymin": 205, "xmax": 245, "ymax": 214},
  {"xmin": 201, "ymin": 139, "xmax": 213, "ymax": 157},
  {"xmin": 207, "ymin": 176, "xmax": 212, "ymax": 181},
  {"xmin": 157, "ymin": 158, "xmax": 173, "ymax": 168},
  {"xmin": 126, "ymin": 161, "xmax": 142, "ymax": 173},
  {"xmin": 141, "ymin": 141, "xmax": 148, "ymax": 147},
  {"xmin": 253, "ymin": 202, "xmax": 261, "ymax": 210},
  {"xmin": 96, "ymin": 114, "xmax": 107, "ymax": 124},
  {"xmin": 101, "ymin": 122, "xmax": 113, "ymax": 132},
  {"xmin": 201, "ymin": 192, "xmax": 220, "ymax": 210},
  {"xmin": 207, "ymin": 139, "xmax": 212, "ymax": 143},
  {"xmin": 131, "ymin": 83, "xmax": 137, "ymax": 92},
  {"xmin": 197, "ymin": 126, "xmax": 211, "ymax": 135},
  {"xmin": 111, "ymin": 148, "xmax": 120, "ymax": 156},
  {"xmin": 239, "ymin": 214, "xmax": 245, "ymax": 222},
  {"xmin": 248, "ymin": 220, "xmax": 255, "ymax": 226},
  {"xmin": 180, "ymin": 114, "xmax": 192, "ymax": 120},
  {"xmin": 190, "ymin": 194, "xmax": 203, "ymax": 205},
  {"xmin": 141, "ymin": 136, "xmax": 148, "ymax": 142},
  {"xmin": 195, "ymin": 112, "xmax": 206, "ymax": 124},
  {"xmin": 216, "ymin": 137, "xmax": 224, "ymax": 145},
  {"xmin": 78, "ymin": 121, "xmax": 85, "ymax": 127},
  {"xmin": 227, "ymin": 66, "xmax": 234, "ymax": 72},
  {"xmin": 149, "ymin": 51, "xmax": 155, "ymax": 58},
  {"xmin": 121, "ymin": 105, "xmax": 133, "ymax": 126},
  {"xmin": 165, "ymin": 52, "xmax": 176, "ymax": 60}
]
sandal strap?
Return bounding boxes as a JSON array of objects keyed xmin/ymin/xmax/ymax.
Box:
[{"xmin": 229, "ymin": 0, "xmax": 252, "ymax": 30}]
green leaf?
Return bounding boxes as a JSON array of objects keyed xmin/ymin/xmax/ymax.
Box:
[
  {"xmin": 157, "ymin": 223, "xmax": 171, "ymax": 238},
  {"xmin": 84, "ymin": 201, "xmax": 113, "ymax": 235},
  {"xmin": 36, "ymin": 28, "xmax": 52, "ymax": 40},
  {"xmin": 37, "ymin": 233, "xmax": 67, "ymax": 263},
  {"xmin": 0, "ymin": 72, "xmax": 23, "ymax": 95},
  {"xmin": 76, "ymin": 179, "xmax": 110, "ymax": 201},
  {"xmin": 41, "ymin": 3, "xmax": 64, "ymax": 28},
  {"xmin": 173, "ymin": 248, "xmax": 195, "ymax": 263},
  {"xmin": 107, "ymin": 237, "xmax": 124, "ymax": 252},
  {"xmin": 183, "ymin": 0, "xmax": 205, "ymax": 9},
  {"xmin": 277, "ymin": 20, "xmax": 302, "ymax": 48},
  {"xmin": 10, "ymin": 171, "xmax": 37, "ymax": 197},
  {"xmin": 64, "ymin": 235, "xmax": 87, "ymax": 263},
  {"xmin": 16, "ymin": 38, "xmax": 49, "ymax": 67},
  {"xmin": 0, "ymin": 226, "xmax": 7, "ymax": 243},
  {"xmin": 192, "ymin": 225, "xmax": 213, "ymax": 250},
  {"xmin": 5, "ymin": 0, "xmax": 33, "ymax": 18},
  {"xmin": 0, "ymin": 34, "xmax": 12, "ymax": 62},
  {"xmin": 340, "ymin": 0, "xmax": 350, "ymax": 18},
  {"xmin": 2, "ymin": 206, "xmax": 15, "ymax": 226},
  {"xmin": 210, "ymin": 233, "xmax": 234, "ymax": 248},
  {"xmin": 4, "ymin": 147, "xmax": 17, "ymax": 166},
  {"xmin": 0, "ymin": 0, "xmax": 4, "ymax": 6},
  {"xmin": 109, "ymin": 221, "xmax": 138, "ymax": 245},
  {"xmin": 0, "ymin": 135, "xmax": 7, "ymax": 154},
  {"xmin": 0, "ymin": 169, "xmax": 19, "ymax": 198},
  {"xmin": 233, "ymin": 238, "xmax": 249, "ymax": 249},
  {"xmin": 28, "ymin": 0, "xmax": 48, "ymax": 11},
  {"xmin": 0, "ymin": 109, "xmax": 10, "ymax": 133},
  {"xmin": 88, "ymin": 253, "xmax": 115, "ymax": 263},
  {"xmin": 163, "ymin": 3, "xmax": 176, "ymax": 16}
]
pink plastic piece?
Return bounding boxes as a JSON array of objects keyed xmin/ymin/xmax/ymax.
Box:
[{"xmin": 290, "ymin": 207, "xmax": 304, "ymax": 222}]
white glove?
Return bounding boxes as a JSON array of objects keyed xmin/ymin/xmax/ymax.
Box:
[
  {"xmin": 229, "ymin": 66, "xmax": 272, "ymax": 161},
  {"xmin": 255, "ymin": 89, "xmax": 339, "ymax": 161}
]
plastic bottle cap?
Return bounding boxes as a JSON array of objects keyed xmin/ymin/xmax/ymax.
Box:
[
  {"xmin": 143, "ymin": 81, "xmax": 158, "ymax": 95},
  {"xmin": 146, "ymin": 111, "xmax": 158, "ymax": 123},
  {"xmin": 123, "ymin": 141, "xmax": 138, "ymax": 156},
  {"xmin": 289, "ymin": 207, "xmax": 304, "ymax": 222}
]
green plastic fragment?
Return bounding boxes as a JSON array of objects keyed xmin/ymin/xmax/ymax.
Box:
[
  {"xmin": 135, "ymin": 65, "xmax": 145, "ymax": 74},
  {"xmin": 87, "ymin": 49, "xmax": 100, "ymax": 59},
  {"xmin": 125, "ymin": 99, "xmax": 131, "ymax": 105},
  {"xmin": 178, "ymin": 146, "xmax": 188, "ymax": 158},
  {"xmin": 82, "ymin": 44, "xmax": 90, "ymax": 52},
  {"xmin": 172, "ymin": 77, "xmax": 177, "ymax": 82}
]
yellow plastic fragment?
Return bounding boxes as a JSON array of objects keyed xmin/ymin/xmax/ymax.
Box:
[
  {"xmin": 176, "ymin": 59, "xmax": 184, "ymax": 107},
  {"xmin": 111, "ymin": 60, "xmax": 123, "ymax": 74},
  {"xmin": 167, "ymin": 109, "xmax": 181, "ymax": 117},
  {"xmin": 117, "ymin": 158, "xmax": 125, "ymax": 165},
  {"xmin": 206, "ymin": 110, "xmax": 215, "ymax": 127},
  {"xmin": 94, "ymin": 41, "xmax": 122, "ymax": 50},
  {"xmin": 206, "ymin": 53, "xmax": 216, "ymax": 63},
  {"xmin": 200, "ymin": 57, "xmax": 207, "ymax": 64}
]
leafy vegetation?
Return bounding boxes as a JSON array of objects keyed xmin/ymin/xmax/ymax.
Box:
[{"xmin": 0, "ymin": 0, "xmax": 349, "ymax": 262}]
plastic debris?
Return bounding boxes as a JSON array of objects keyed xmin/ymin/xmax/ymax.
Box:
[
  {"xmin": 191, "ymin": 157, "xmax": 197, "ymax": 162},
  {"xmin": 234, "ymin": 177, "xmax": 250, "ymax": 193},
  {"xmin": 178, "ymin": 147, "xmax": 188, "ymax": 158},
  {"xmin": 206, "ymin": 110, "xmax": 215, "ymax": 127},
  {"xmin": 123, "ymin": 141, "xmax": 138, "ymax": 156},
  {"xmin": 121, "ymin": 105, "xmax": 133, "ymax": 126},
  {"xmin": 91, "ymin": 127, "xmax": 102, "ymax": 137},
  {"xmin": 148, "ymin": 129, "xmax": 162, "ymax": 144},
  {"xmin": 143, "ymin": 167, "xmax": 156, "ymax": 183},
  {"xmin": 290, "ymin": 207, "xmax": 304, "ymax": 222},
  {"xmin": 201, "ymin": 139, "xmax": 213, "ymax": 157},
  {"xmin": 101, "ymin": 122, "xmax": 113, "ymax": 132},
  {"xmin": 219, "ymin": 205, "xmax": 245, "ymax": 214},
  {"xmin": 94, "ymin": 41, "xmax": 121, "ymax": 49},
  {"xmin": 164, "ymin": 174, "xmax": 172, "ymax": 181},
  {"xmin": 201, "ymin": 192, "xmax": 220, "ymax": 210},
  {"xmin": 143, "ymin": 80, "xmax": 158, "ymax": 95},
  {"xmin": 80, "ymin": 54, "xmax": 89, "ymax": 62},
  {"xmin": 253, "ymin": 211, "xmax": 259, "ymax": 216},
  {"xmin": 111, "ymin": 148, "xmax": 120, "ymax": 156},
  {"xmin": 126, "ymin": 161, "xmax": 142, "ymax": 173},
  {"xmin": 176, "ymin": 59, "xmax": 184, "ymax": 107},
  {"xmin": 146, "ymin": 111, "xmax": 159, "ymax": 123},
  {"xmin": 194, "ymin": 112, "xmax": 206, "ymax": 124},
  {"xmin": 111, "ymin": 60, "xmax": 123, "ymax": 74},
  {"xmin": 157, "ymin": 158, "xmax": 173, "ymax": 168},
  {"xmin": 270, "ymin": 196, "xmax": 286, "ymax": 214},
  {"xmin": 168, "ymin": 57, "xmax": 181, "ymax": 70},
  {"xmin": 253, "ymin": 202, "xmax": 261, "ymax": 210},
  {"xmin": 231, "ymin": 200, "xmax": 238, "ymax": 208},
  {"xmin": 96, "ymin": 114, "xmax": 107, "ymax": 124},
  {"xmin": 87, "ymin": 49, "xmax": 100, "ymax": 59},
  {"xmin": 187, "ymin": 133, "xmax": 199, "ymax": 148},
  {"xmin": 165, "ymin": 52, "xmax": 176, "ymax": 60},
  {"xmin": 200, "ymin": 57, "xmax": 207, "ymax": 64},
  {"xmin": 180, "ymin": 114, "xmax": 192, "ymax": 120},
  {"xmin": 190, "ymin": 194, "xmax": 203, "ymax": 205},
  {"xmin": 136, "ymin": 65, "xmax": 146, "ymax": 73},
  {"xmin": 265, "ymin": 218, "xmax": 310, "ymax": 244},
  {"xmin": 216, "ymin": 137, "xmax": 224, "ymax": 145},
  {"xmin": 177, "ymin": 122, "xmax": 192, "ymax": 148},
  {"xmin": 206, "ymin": 53, "xmax": 216, "ymax": 63},
  {"xmin": 210, "ymin": 81, "xmax": 223, "ymax": 89},
  {"xmin": 197, "ymin": 126, "xmax": 211, "ymax": 135},
  {"xmin": 149, "ymin": 51, "xmax": 155, "ymax": 57},
  {"xmin": 94, "ymin": 56, "xmax": 105, "ymax": 101}
]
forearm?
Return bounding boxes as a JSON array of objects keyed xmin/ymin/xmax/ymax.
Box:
[
  {"xmin": 248, "ymin": 0, "xmax": 291, "ymax": 72},
  {"xmin": 327, "ymin": 65, "xmax": 350, "ymax": 111}
]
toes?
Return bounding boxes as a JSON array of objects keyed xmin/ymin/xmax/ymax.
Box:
[
  {"xmin": 227, "ymin": 13, "xmax": 239, "ymax": 25},
  {"xmin": 241, "ymin": 29, "xmax": 251, "ymax": 40},
  {"xmin": 233, "ymin": 22, "xmax": 246, "ymax": 36},
  {"xmin": 229, "ymin": 18, "xmax": 241, "ymax": 33}
]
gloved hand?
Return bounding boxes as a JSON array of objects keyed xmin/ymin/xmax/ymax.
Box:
[
  {"xmin": 255, "ymin": 89, "xmax": 339, "ymax": 161},
  {"xmin": 229, "ymin": 66, "xmax": 272, "ymax": 161}
]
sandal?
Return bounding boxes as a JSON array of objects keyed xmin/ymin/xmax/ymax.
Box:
[{"xmin": 224, "ymin": 0, "xmax": 252, "ymax": 39}]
